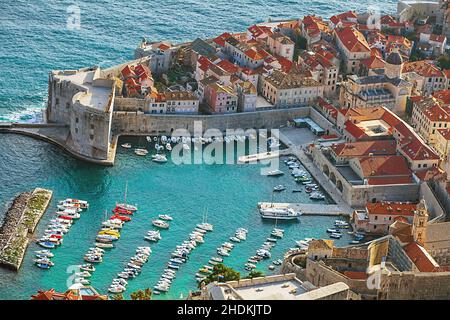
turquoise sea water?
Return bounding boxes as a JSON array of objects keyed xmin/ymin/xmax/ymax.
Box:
[
  {"xmin": 0, "ymin": 0, "xmax": 397, "ymax": 300},
  {"xmin": 1, "ymin": 135, "xmax": 351, "ymax": 299}
]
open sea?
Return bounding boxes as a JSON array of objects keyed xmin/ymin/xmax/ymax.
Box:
[{"xmin": 0, "ymin": 0, "xmax": 396, "ymax": 299}]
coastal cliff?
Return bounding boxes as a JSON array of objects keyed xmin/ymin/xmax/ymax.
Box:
[{"xmin": 0, "ymin": 188, "xmax": 52, "ymax": 271}]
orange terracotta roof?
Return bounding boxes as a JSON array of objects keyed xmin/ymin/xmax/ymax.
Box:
[
  {"xmin": 344, "ymin": 119, "xmax": 367, "ymax": 139},
  {"xmin": 213, "ymin": 32, "xmax": 233, "ymax": 47},
  {"xmin": 404, "ymin": 242, "xmax": 439, "ymax": 272},
  {"xmin": 216, "ymin": 59, "xmax": 240, "ymax": 74},
  {"xmin": 403, "ymin": 60, "xmax": 445, "ymax": 78},
  {"xmin": 361, "ymin": 55, "xmax": 386, "ymax": 69},
  {"xmin": 335, "ymin": 26, "xmax": 370, "ymax": 53},
  {"xmin": 357, "ymin": 155, "xmax": 412, "ymax": 178},
  {"xmin": 331, "ymin": 140, "xmax": 397, "ymax": 158},
  {"xmin": 432, "ymin": 89, "xmax": 450, "ymax": 104},
  {"xmin": 330, "ymin": 11, "xmax": 357, "ymax": 25},
  {"xmin": 366, "ymin": 201, "xmax": 417, "ymax": 216},
  {"xmin": 400, "ymin": 137, "xmax": 440, "ymax": 161},
  {"xmin": 422, "ymin": 104, "xmax": 450, "ymax": 122},
  {"xmin": 437, "ymin": 128, "xmax": 450, "ymax": 140},
  {"xmin": 414, "ymin": 167, "xmax": 446, "ymax": 181}
]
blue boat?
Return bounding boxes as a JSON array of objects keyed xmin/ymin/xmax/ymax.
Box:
[
  {"xmin": 36, "ymin": 263, "xmax": 52, "ymax": 269},
  {"xmin": 37, "ymin": 241, "xmax": 56, "ymax": 249}
]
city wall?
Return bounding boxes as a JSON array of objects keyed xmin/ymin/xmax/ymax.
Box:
[{"xmin": 112, "ymin": 107, "xmax": 311, "ymax": 135}]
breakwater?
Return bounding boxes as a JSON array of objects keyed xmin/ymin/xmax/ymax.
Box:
[{"xmin": 0, "ymin": 188, "xmax": 52, "ymax": 271}]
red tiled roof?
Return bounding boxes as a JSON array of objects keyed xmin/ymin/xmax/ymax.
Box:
[
  {"xmin": 366, "ymin": 201, "xmax": 417, "ymax": 216},
  {"xmin": 331, "ymin": 140, "xmax": 397, "ymax": 158},
  {"xmin": 361, "ymin": 55, "xmax": 386, "ymax": 69},
  {"xmin": 330, "ymin": 11, "xmax": 357, "ymax": 25},
  {"xmin": 437, "ymin": 128, "xmax": 450, "ymax": 140},
  {"xmin": 357, "ymin": 155, "xmax": 412, "ymax": 178},
  {"xmin": 216, "ymin": 59, "xmax": 240, "ymax": 74},
  {"xmin": 414, "ymin": 167, "xmax": 446, "ymax": 181},
  {"xmin": 247, "ymin": 25, "xmax": 272, "ymax": 38},
  {"xmin": 404, "ymin": 242, "xmax": 439, "ymax": 272},
  {"xmin": 244, "ymin": 48, "xmax": 270, "ymax": 60},
  {"xmin": 335, "ymin": 26, "xmax": 370, "ymax": 53},
  {"xmin": 344, "ymin": 119, "xmax": 367, "ymax": 139},
  {"xmin": 403, "ymin": 60, "xmax": 445, "ymax": 78},
  {"xmin": 400, "ymin": 137, "xmax": 440, "ymax": 161},
  {"xmin": 432, "ymin": 89, "xmax": 450, "ymax": 104},
  {"xmin": 213, "ymin": 32, "xmax": 233, "ymax": 47},
  {"xmin": 422, "ymin": 104, "xmax": 450, "ymax": 122}
]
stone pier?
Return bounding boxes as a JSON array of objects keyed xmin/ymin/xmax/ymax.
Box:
[{"xmin": 0, "ymin": 188, "xmax": 53, "ymax": 271}]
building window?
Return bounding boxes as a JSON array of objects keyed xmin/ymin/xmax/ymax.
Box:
[
  {"xmin": 90, "ymin": 134, "xmax": 94, "ymax": 140},
  {"xmin": 75, "ymin": 118, "xmax": 79, "ymax": 124}
]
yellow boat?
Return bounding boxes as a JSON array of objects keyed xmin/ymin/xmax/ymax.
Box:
[{"xmin": 98, "ymin": 230, "xmax": 120, "ymax": 238}]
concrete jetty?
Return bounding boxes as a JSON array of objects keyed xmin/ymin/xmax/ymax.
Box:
[
  {"xmin": 238, "ymin": 149, "xmax": 291, "ymax": 163},
  {"xmin": 0, "ymin": 188, "xmax": 52, "ymax": 271},
  {"xmin": 257, "ymin": 202, "xmax": 349, "ymax": 216}
]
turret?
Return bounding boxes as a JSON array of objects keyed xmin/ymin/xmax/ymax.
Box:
[{"xmin": 412, "ymin": 199, "xmax": 429, "ymax": 246}]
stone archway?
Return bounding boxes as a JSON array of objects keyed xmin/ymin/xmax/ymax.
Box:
[
  {"xmin": 336, "ymin": 180, "xmax": 343, "ymax": 193},
  {"xmin": 323, "ymin": 164, "xmax": 330, "ymax": 177},
  {"xmin": 330, "ymin": 172, "xmax": 336, "ymax": 185}
]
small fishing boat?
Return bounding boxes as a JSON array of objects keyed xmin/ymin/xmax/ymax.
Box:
[
  {"xmin": 36, "ymin": 263, "xmax": 52, "ymax": 269},
  {"xmin": 211, "ymin": 257, "xmax": 223, "ymax": 263},
  {"xmin": 112, "ymin": 207, "xmax": 133, "ymax": 215},
  {"xmin": 273, "ymin": 185, "xmax": 286, "ymax": 192},
  {"xmin": 37, "ymin": 241, "xmax": 56, "ymax": 249},
  {"xmin": 330, "ymin": 232, "xmax": 342, "ymax": 239},
  {"xmin": 229, "ymin": 236, "xmax": 241, "ymax": 243},
  {"xmin": 110, "ymin": 214, "xmax": 131, "ymax": 222},
  {"xmin": 152, "ymin": 154, "xmax": 168, "ymax": 163},
  {"xmin": 121, "ymin": 143, "xmax": 132, "ymax": 149},
  {"xmin": 152, "ymin": 219, "xmax": 169, "ymax": 229},
  {"xmin": 134, "ymin": 148, "xmax": 148, "ymax": 156},
  {"xmin": 95, "ymin": 242, "xmax": 114, "ymax": 249},
  {"xmin": 80, "ymin": 264, "xmax": 96, "ymax": 272},
  {"xmin": 309, "ymin": 192, "xmax": 325, "ymax": 200},
  {"xmin": 267, "ymin": 170, "xmax": 284, "ymax": 177},
  {"xmin": 158, "ymin": 214, "xmax": 173, "ymax": 221},
  {"xmin": 35, "ymin": 250, "xmax": 54, "ymax": 258}
]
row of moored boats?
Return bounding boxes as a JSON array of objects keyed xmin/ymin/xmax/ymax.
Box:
[
  {"xmin": 34, "ymin": 198, "xmax": 89, "ymax": 269},
  {"xmin": 153, "ymin": 222, "xmax": 213, "ymax": 294}
]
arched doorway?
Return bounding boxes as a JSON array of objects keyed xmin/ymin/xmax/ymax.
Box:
[
  {"xmin": 330, "ymin": 172, "xmax": 336, "ymax": 184},
  {"xmin": 336, "ymin": 180, "xmax": 343, "ymax": 193},
  {"xmin": 323, "ymin": 164, "xmax": 330, "ymax": 177}
]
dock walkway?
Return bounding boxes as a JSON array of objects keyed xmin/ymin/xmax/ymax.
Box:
[
  {"xmin": 238, "ymin": 149, "xmax": 291, "ymax": 163},
  {"xmin": 278, "ymin": 131, "xmax": 353, "ymax": 215}
]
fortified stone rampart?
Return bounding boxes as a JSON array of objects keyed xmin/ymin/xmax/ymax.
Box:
[{"xmin": 112, "ymin": 107, "xmax": 311, "ymax": 135}]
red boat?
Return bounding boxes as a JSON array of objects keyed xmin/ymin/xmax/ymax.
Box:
[
  {"xmin": 49, "ymin": 234, "xmax": 63, "ymax": 239},
  {"xmin": 110, "ymin": 214, "xmax": 132, "ymax": 222},
  {"xmin": 112, "ymin": 207, "xmax": 133, "ymax": 215},
  {"xmin": 59, "ymin": 215, "xmax": 74, "ymax": 220}
]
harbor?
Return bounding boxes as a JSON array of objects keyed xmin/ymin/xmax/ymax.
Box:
[{"xmin": 0, "ymin": 134, "xmax": 353, "ymax": 299}]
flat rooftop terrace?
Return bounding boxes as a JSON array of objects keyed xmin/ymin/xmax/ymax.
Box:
[{"xmin": 233, "ymin": 278, "xmax": 308, "ymax": 300}]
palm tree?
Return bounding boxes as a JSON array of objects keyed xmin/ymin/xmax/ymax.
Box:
[
  {"xmin": 246, "ymin": 270, "xmax": 265, "ymax": 279},
  {"xmin": 130, "ymin": 288, "xmax": 152, "ymax": 300},
  {"xmin": 111, "ymin": 293, "xmax": 124, "ymax": 300}
]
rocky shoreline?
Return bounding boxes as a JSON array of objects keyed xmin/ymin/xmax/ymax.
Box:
[{"xmin": 0, "ymin": 188, "xmax": 52, "ymax": 271}]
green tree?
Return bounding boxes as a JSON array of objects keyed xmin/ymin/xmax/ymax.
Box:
[
  {"xmin": 245, "ymin": 270, "xmax": 265, "ymax": 279},
  {"xmin": 199, "ymin": 264, "xmax": 240, "ymax": 288},
  {"xmin": 130, "ymin": 288, "xmax": 152, "ymax": 300},
  {"xmin": 437, "ymin": 54, "xmax": 450, "ymax": 70}
]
